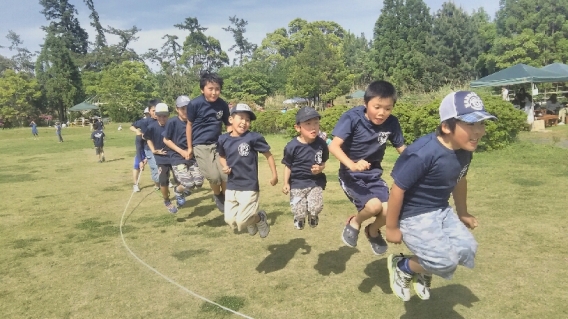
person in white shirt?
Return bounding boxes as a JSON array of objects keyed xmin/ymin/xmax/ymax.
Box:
[{"xmin": 502, "ymin": 87, "xmax": 509, "ymax": 101}]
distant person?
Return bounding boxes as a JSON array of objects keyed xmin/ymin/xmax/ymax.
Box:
[
  {"xmin": 385, "ymin": 91, "xmax": 496, "ymax": 302},
  {"xmin": 544, "ymin": 94, "xmax": 561, "ymax": 115},
  {"xmin": 217, "ymin": 103, "xmax": 277, "ymax": 238},
  {"xmin": 144, "ymin": 103, "xmax": 179, "ymax": 213},
  {"xmin": 91, "ymin": 122, "xmax": 106, "ymax": 163},
  {"xmin": 185, "ymin": 72, "xmax": 231, "ymax": 212},
  {"xmin": 118, "ymin": 124, "xmax": 123, "ymax": 131},
  {"xmin": 329, "ymin": 80, "xmax": 406, "ymax": 256},
  {"xmin": 282, "ymin": 107, "xmax": 328, "ymax": 230},
  {"xmin": 501, "ymin": 87, "xmax": 509, "ymax": 101},
  {"xmin": 30, "ymin": 120, "xmax": 39, "ymax": 140},
  {"xmin": 515, "ymin": 88, "xmax": 532, "ymax": 109},
  {"xmin": 163, "ymin": 95, "xmax": 205, "ymax": 208},
  {"xmin": 55, "ymin": 122, "xmax": 63, "ymax": 143},
  {"xmin": 131, "ymin": 101, "xmax": 160, "ymax": 191}
]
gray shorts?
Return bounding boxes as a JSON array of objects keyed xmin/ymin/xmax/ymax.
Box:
[
  {"xmin": 194, "ymin": 144, "xmax": 227, "ymax": 185},
  {"xmin": 400, "ymin": 207, "xmax": 477, "ymax": 280},
  {"xmin": 172, "ymin": 161, "xmax": 204, "ymax": 189},
  {"xmin": 290, "ymin": 187, "xmax": 323, "ymax": 219}
]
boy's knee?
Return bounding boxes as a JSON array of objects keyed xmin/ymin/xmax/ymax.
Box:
[{"xmin": 364, "ymin": 198, "xmax": 384, "ymax": 215}]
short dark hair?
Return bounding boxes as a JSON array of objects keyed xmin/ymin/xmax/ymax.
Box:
[
  {"xmin": 436, "ymin": 118, "xmax": 458, "ymax": 136},
  {"xmin": 364, "ymin": 80, "xmax": 397, "ymax": 105},
  {"xmin": 148, "ymin": 99, "xmax": 160, "ymax": 107},
  {"xmin": 200, "ymin": 71, "xmax": 224, "ymax": 89}
]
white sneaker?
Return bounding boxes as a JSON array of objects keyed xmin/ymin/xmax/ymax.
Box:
[
  {"xmin": 387, "ymin": 254, "xmax": 412, "ymax": 301},
  {"xmin": 247, "ymin": 224, "xmax": 258, "ymax": 236},
  {"xmin": 256, "ymin": 210, "xmax": 270, "ymax": 238},
  {"xmin": 412, "ymin": 273, "xmax": 432, "ymax": 300},
  {"xmin": 133, "ymin": 184, "xmax": 141, "ymax": 192}
]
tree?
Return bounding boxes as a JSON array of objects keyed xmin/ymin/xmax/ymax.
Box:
[
  {"xmin": 94, "ymin": 61, "xmax": 158, "ymax": 122},
  {"xmin": 219, "ymin": 62, "xmax": 271, "ymax": 106},
  {"xmin": 39, "ymin": 0, "xmax": 89, "ymax": 55},
  {"xmin": 84, "ymin": 0, "xmax": 107, "ymax": 49},
  {"xmin": 4, "ymin": 31, "xmax": 35, "ymax": 73},
  {"xmin": 0, "ymin": 70, "xmax": 41, "ymax": 126},
  {"xmin": 343, "ymin": 32, "xmax": 374, "ymax": 87},
  {"xmin": 223, "ymin": 16, "xmax": 257, "ymax": 65},
  {"xmin": 35, "ymin": 30, "xmax": 84, "ymax": 122}
]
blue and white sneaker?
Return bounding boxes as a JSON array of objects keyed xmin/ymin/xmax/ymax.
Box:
[
  {"xmin": 174, "ymin": 191, "xmax": 186, "ymax": 207},
  {"xmin": 165, "ymin": 201, "xmax": 178, "ymax": 214}
]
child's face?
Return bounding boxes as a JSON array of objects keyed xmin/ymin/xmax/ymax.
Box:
[
  {"xmin": 156, "ymin": 114, "xmax": 168, "ymax": 126},
  {"xmin": 201, "ymin": 81, "xmax": 221, "ymax": 103},
  {"xmin": 450, "ymin": 121, "xmax": 486, "ymax": 151},
  {"xmin": 294, "ymin": 117, "xmax": 320, "ymax": 141},
  {"xmin": 229, "ymin": 112, "xmax": 251, "ymax": 135},
  {"xmin": 365, "ymin": 96, "xmax": 394, "ymax": 125},
  {"xmin": 176, "ymin": 106, "xmax": 187, "ymax": 121},
  {"xmin": 149, "ymin": 106, "xmax": 156, "ymax": 119}
]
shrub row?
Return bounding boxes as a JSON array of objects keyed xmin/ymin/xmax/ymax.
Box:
[{"xmin": 250, "ymin": 93, "xmax": 527, "ymax": 151}]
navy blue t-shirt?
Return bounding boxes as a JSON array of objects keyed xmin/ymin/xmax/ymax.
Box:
[
  {"xmin": 91, "ymin": 130, "xmax": 105, "ymax": 147},
  {"xmin": 331, "ymin": 106, "xmax": 404, "ymax": 174},
  {"xmin": 282, "ymin": 137, "xmax": 329, "ymax": 190},
  {"xmin": 217, "ymin": 131, "xmax": 271, "ymax": 191},
  {"xmin": 132, "ymin": 117, "xmax": 156, "ymax": 150},
  {"xmin": 187, "ymin": 95, "xmax": 230, "ymax": 146},
  {"xmin": 144, "ymin": 121, "xmax": 169, "ymax": 165},
  {"xmin": 391, "ymin": 133, "xmax": 473, "ymax": 220},
  {"xmin": 163, "ymin": 116, "xmax": 189, "ymax": 166}
]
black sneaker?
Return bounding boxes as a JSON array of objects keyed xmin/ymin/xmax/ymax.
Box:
[
  {"xmin": 365, "ymin": 225, "xmax": 388, "ymax": 255},
  {"xmin": 309, "ymin": 215, "xmax": 319, "ymax": 228},
  {"xmin": 294, "ymin": 218, "xmax": 305, "ymax": 230},
  {"xmin": 342, "ymin": 216, "xmax": 359, "ymax": 247}
]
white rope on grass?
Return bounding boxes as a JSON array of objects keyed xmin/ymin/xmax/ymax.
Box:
[{"xmin": 119, "ymin": 174, "xmax": 254, "ymax": 319}]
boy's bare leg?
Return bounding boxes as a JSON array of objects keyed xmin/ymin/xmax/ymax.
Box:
[
  {"xmin": 408, "ymin": 256, "xmax": 427, "ymax": 274},
  {"xmin": 367, "ymin": 202, "xmax": 388, "ymax": 237},
  {"xmin": 133, "ymin": 169, "xmax": 140, "ymax": 184},
  {"xmin": 160, "ymin": 186, "xmax": 169, "ymax": 200},
  {"xmin": 211, "ymin": 182, "xmax": 221, "ymax": 195},
  {"xmin": 350, "ymin": 198, "xmax": 384, "ymax": 231}
]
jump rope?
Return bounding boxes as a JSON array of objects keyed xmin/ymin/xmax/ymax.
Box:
[{"xmin": 119, "ymin": 169, "xmax": 254, "ymax": 319}]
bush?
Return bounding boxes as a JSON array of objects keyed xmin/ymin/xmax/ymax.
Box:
[
  {"xmin": 393, "ymin": 93, "xmax": 527, "ymax": 151},
  {"xmin": 320, "ymin": 105, "xmax": 350, "ymax": 136},
  {"xmin": 251, "ymin": 110, "xmax": 281, "ymax": 134},
  {"xmin": 277, "ymin": 108, "xmax": 299, "ymax": 138}
]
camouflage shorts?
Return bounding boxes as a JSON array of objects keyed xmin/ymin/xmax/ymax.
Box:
[
  {"xmin": 400, "ymin": 207, "xmax": 477, "ymax": 280},
  {"xmin": 290, "ymin": 186, "xmax": 323, "ymax": 219},
  {"xmin": 172, "ymin": 161, "xmax": 204, "ymax": 189}
]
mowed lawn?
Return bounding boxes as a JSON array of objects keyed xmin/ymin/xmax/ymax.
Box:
[{"xmin": 1, "ymin": 123, "xmax": 567, "ymax": 319}]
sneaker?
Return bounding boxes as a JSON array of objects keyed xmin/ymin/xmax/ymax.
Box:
[
  {"xmin": 133, "ymin": 184, "xmax": 141, "ymax": 192},
  {"xmin": 183, "ymin": 189, "xmax": 192, "ymax": 197},
  {"xmin": 247, "ymin": 223, "xmax": 258, "ymax": 236},
  {"xmin": 387, "ymin": 254, "xmax": 413, "ymax": 302},
  {"xmin": 256, "ymin": 210, "xmax": 270, "ymax": 238},
  {"xmin": 342, "ymin": 216, "xmax": 359, "ymax": 247},
  {"xmin": 309, "ymin": 215, "xmax": 319, "ymax": 228},
  {"xmin": 365, "ymin": 225, "xmax": 388, "ymax": 255},
  {"xmin": 213, "ymin": 194, "xmax": 224, "ymax": 212},
  {"xmin": 174, "ymin": 191, "xmax": 186, "ymax": 207},
  {"xmin": 154, "ymin": 186, "xmax": 160, "ymax": 191},
  {"xmin": 164, "ymin": 201, "xmax": 178, "ymax": 214},
  {"xmin": 413, "ymin": 273, "xmax": 432, "ymax": 300},
  {"xmin": 294, "ymin": 217, "xmax": 305, "ymax": 230}
]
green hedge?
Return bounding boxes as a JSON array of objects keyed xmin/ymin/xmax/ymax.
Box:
[{"xmin": 250, "ymin": 94, "xmax": 526, "ymax": 151}]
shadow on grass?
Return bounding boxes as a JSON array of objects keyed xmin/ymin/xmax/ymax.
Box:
[
  {"xmin": 105, "ymin": 157, "xmax": 125, "ymax": 163},
  {"xmin": 314, "ymin": 246, "xmax": 359, "ymax": 276},
  {"xmin": 172, "ymin": 249, "xmax": 209, "ymax": 261},
  {"xmin": 359, "ymin": 258, "xmax": 391, "ymax": 294},
  {"xmin": 267, "ymin": 210, "xmax": 285, "ymax": 226},
  {"xmin": 401, "ymin": 284, "xmax": 479, "ymax": 319},
  {"xmin": 256, "ymin": 238, "xmax": 311, "ymax": 274},
  {"xmin": 121, "ymin": 191, "xmax": 156, "ymax": 225},
  {"xmin": 181, "ymin": 203, "xmax": 218, "ymax": 220},
  {"xmin": 195, "ymin": 215, "xmax": 225, "ymax": 228}
]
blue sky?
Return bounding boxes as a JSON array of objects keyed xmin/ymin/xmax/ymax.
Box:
[{"xmin": 0, "ymin": 0, "xmax": 499, "ymax": 64}]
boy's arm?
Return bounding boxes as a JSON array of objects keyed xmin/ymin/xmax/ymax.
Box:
[
  {"xmin": 262, "ymin": 151, "xmax": 278, "ymax": 186},
  {"xmin": 385, "ymin": 183, "xmax": 405, "ymax": 244},
  {"xmin": 452, "ymin": 177, "xmax": 478, "ymax": 229},
  {"xmin": 395, "ymin": 145, "xmax": 407, "ymax": 154},
  {"xmin": 218, "ymin": 154, "xmax": 231, "ymax": 174},
  {"xmin": 282, "ymin": 165, "xmax": 291, "ymax": 194},
  {"xmin": 185, "ymin": 121, "xmax": 193, "ymax": 157},
  {"xmin": 163, "ymin": 137, "xmax": 188, "ymax": 159},
  {"xmin": 328, "ymin": 137, "xmax": 369, "ymax": 171}
]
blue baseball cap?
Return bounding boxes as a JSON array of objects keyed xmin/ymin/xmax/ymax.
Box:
[{"xmin": 439, "ymin": 91, "xmax": 497, "ymax": 123}]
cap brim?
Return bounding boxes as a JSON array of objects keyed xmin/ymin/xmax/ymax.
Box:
[
  {"xmin": 155, "ymin": 112, "xmax": 169, "ymax": 116},
  {"xmin": 176, "ymin": 103, "xmax": 189, "ymax": 108},
  {"xmin": 296, "ymin": 115, "xmax": 321, "ymax": 124},
  {"xmin": 456, "ymin": 111, "xmax": 497, "ymax": 123},
  {"xmin": 230, "ymin": 110, "xmax": 256, "ymax": 120}
]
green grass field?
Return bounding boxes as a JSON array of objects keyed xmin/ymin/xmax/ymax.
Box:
[{"xmin": 1, "ymin": 124, "xmax": 567, "ymax": 318}]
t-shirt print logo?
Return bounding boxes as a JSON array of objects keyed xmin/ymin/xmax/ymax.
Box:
[
  {"xmin": 457, "ymin": 164, "xmax": 469, "ymax": 182},
  {"xmin": 464, "ymin": 92, "xmax": 484, "ymax": 110},
  {"xmin": 238, "ymin": 143, "xmax": 250, "ymax": 156},
  {"xmin": 377, "ymin": 132, "xmax": 390, "ymax": 146},
  {"xmin": 94, "ymin": 133, "xmax": 103, "ymax": 138},
  {"xmin": 315, "ymin": 150, "xmax": 323, "ymax": 164},
  {"xmin": 216, "ymin": 110, "xmax": 223, "ymax": 120}
]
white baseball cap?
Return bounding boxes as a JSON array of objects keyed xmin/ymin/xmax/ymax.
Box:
[{"xmin": 439, "ymin": 91, "xmax": 497, "ymax": 123}]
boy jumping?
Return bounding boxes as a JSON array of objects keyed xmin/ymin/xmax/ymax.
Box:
[
  {"xmin": 329, "ymin": 80, "xmax": 406, "ymax": 255},
  {"xmin": 217, "ymin": 103, "xmax": 278, "ymax": 238},
  {"xmin": 385, "ymin": 91, "xmax": 495, "ymax": 301},
  {"xmin": 282, "ymin": 107, "xmax": 329, "ymax": 229},
  {"xmin": 186, "ymin": 72, "xmax": 231, "ymax": 212}
]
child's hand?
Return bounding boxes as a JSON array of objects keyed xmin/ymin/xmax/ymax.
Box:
[
  {"xmin": 187, "ymin": 147, "xmax": 193, "ymax": 159},
  {"xmin": 179, "ymin": 150, "xmax": 190, "ymax": 160},
  {"xmin": 282, "ymin": 184, "xmax": 290, "ymax": 195},
  {"xmin": 222, "ymin": 166, "xmax": 231, "ymax": 175},
  {"xmin": 269, "ymin": 175, "xmax": 278, "ymax": 186},
  {"xmin": 311, "ymin": 164, "xmax": 325, "ymax": 175},
  {"xmin": 385, "ymin": 227, "xmax": 403, "ymax": 244},
  {"xmin": 139, "ymin": 161, "xmax": 145, "ymax": 171},
  {"xmin": 350, "ymin": 160, "xmax": 370, "ymax": 172},
  {"xmin": 154, "ymin": 148, "xmax": 167, "ymax": 155},
  {"xmin": 459, "ymin": 213, "xmax": 479, "ymax": 230}
]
